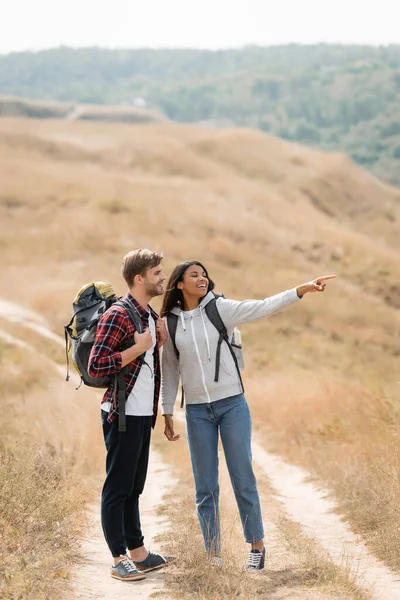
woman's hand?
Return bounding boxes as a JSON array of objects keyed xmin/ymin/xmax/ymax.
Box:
[
  {"xmin": 156, "ymin": 318, "xmax": 168, "ymax": 348},
  {"xmin": 164, "ymin": 415, "xmax": 181, "ymax": 441},
  {"xmin": 296, "ymin": 275, "xmax": 336, "ymax": 298}
]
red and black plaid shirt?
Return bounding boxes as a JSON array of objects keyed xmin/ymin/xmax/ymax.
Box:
[{"xmin": 88, "ymin": 293, "xmax": 160, "ymax": 428}]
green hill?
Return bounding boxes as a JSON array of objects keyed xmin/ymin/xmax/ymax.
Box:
[{"xmin": 1, "ymin": 45, "xmax": 400, "ymax": 185}]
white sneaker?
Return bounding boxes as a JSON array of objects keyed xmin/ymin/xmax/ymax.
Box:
[
  {"xmin": 209, "ymin": 556, "xmax": 223, "ymax": 568},
  {"xmin": 247, "ymin": 547, "xmax": 266, "ymax": 572}
]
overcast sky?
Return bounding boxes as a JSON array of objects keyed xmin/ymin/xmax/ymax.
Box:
[{"xmin": 1, "ymin": 0, "xmax": 399, "ymax": 54}]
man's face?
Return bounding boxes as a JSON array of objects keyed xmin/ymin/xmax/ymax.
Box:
[{"xmin": 143, "ymin": 264, "xmax": 166, "ymax": 297}]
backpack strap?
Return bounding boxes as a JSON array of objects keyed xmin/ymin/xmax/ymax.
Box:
[
  {"xmin": 166, "ymin": 313, "xmax": 185, "ymax": 408},
  {"xmin": 113, "ymin": 299, "xmax": 145, "ymax": 432},
  {"xmin": 115, "ymin": 371, "xmax": 127, "ymax": 432},
  {"xmin": 167, "ymin": 313, "xmax": 179, "ymax": 359},
  {"xmin": 64, "ymin": 311, "xmax": 79, "ymax": 382},
  {"xmin": 64, "ymin": 325, "xmax": 71, "ymax": 382},
  {"xmin": 204, "ymin": 298, "xmax": 244, "ymax": 393},
  {"xmin": 116, "ymin": 299, "xmax": 144, "ymax": 336}
]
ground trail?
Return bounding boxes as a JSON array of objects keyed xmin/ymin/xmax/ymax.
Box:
[
  {"xmin": 252, "ymin": 440, "xmax": 400, "ymax": 599},
  {"xmin": 69, "ymin": 451, "xmax": 175, "ymax": 600},
  {"xmin": 0, "ymin": 297, "xmax": 65, "ymax": 346}
]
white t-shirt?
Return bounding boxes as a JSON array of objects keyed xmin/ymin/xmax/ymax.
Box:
[{"xmin": 102, "ymin": 313, "xmax": 156, "ymax": 416}]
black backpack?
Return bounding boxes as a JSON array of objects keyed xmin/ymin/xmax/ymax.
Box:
[
  {"xmin": 64, "ymin": 282, "xmax": 143, "ymax": 432},
  {"xmin": 166, "ymin": 294, "xmax": 244, "ymax": 407}
]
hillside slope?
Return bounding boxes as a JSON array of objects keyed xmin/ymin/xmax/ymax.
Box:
[
  {"xmin": 1, "ymin": 45, "xmax": 400, "ymax": 184},
  {"xmin": 0, "ymin": 115, "xmax": 399, "ymax": 377}
]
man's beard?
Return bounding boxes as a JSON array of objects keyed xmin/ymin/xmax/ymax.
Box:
[{"xmin": 145, "ymin": 281, "xmax": 164, "ymax": 298}]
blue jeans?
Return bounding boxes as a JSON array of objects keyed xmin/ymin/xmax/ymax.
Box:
[{"xmin": 185, "ymin": 394, "xmax": 264, "ymax": 554}]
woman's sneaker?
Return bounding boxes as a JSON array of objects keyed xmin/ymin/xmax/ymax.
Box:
[
  {"xmin": 247, "ymin": 547, "xmax": 266, "ymax": 572},
  {"xmin": 209, "ymin": 556, "xmax": 223, "ymax": 568},
  {"xmin": 111, "ymin": 556, "xmax": 146, "ymax": 581}
]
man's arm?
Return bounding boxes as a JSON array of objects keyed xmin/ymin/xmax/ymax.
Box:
[
  {"xmin": 88, "ymin": 309, "xmax": 126, "ymax": 378},
  {"xmin": 88, "ymin": 308, "xmax": 152, "ymax": 377}
]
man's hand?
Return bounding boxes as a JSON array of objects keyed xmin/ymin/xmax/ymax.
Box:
[
  {"xmin": 134, "ymin": 328, "xmax": 153, "ymax": 353},
  {"xmin": 296, "ymin": 275, "xmax": 336, "ymax": 298},
  {"xmin": 120, "ymin": 329, "xmax": 153, "ymax": 367},
  {"xmin": 164, "ymin": 415, "xmax": 180, "ymax": 441},
  {"xmin": 156, "ymin": 318, "xmax": 168, "ymax": 348}
]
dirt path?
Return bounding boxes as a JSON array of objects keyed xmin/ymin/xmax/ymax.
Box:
[
  {"xmin": 0, "ymin": 298, "xmax": 65, "ymax": 347},
  {"xmin": 69, "ymin": 450, "xmax": 175, "ymax": 600},
  {"xmin": 252, "ymin": 439, "xmax": 400, "ymax": 600}
]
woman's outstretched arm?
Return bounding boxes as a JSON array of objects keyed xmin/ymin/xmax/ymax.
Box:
[{"xmin": 217, "ymin": 275, "xmax": 336, "ymax": 329}]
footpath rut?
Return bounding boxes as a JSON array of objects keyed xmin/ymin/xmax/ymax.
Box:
[{"xmin": 252, "ymin": 441, "xmax": 400, "ymax": 600}]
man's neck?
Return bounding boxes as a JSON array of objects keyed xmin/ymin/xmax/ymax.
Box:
[{"xmin": 129, "ymin": 288, "xmax": 150, "ymax": 310}]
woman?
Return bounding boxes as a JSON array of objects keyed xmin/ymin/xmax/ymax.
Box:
[{"xmin": 160, "ymin": 261, "xmax": 335, "ymax": 571}]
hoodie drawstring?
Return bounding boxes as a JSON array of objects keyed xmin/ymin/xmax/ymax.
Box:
[
  {"xmin": 178, "ymin": 303, "xmax": 211, "ymax": 361},
  {"xmin": 180, "ymin": 310, "xmax": 186, "ymax": 331}
]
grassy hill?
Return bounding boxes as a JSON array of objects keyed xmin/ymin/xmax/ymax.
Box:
[
  {"xmin": 1, "ymin": 45, "xmax": 400, "ymax": 185},
  {"xmin": 1, "ymin": 115, "xmax": 399, "ymax": 371},
  {"xmin": 1, "ymin": 116, "xmax": 400, "ymax": 595},
  {"xmin": 0, "ymin": 95, "xmax": 166, "ymax": 123}
]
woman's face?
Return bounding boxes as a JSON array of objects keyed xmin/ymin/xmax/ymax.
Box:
[{"xmin": 177, "ymin": 264, "xmax": 209, "ymax": 300}]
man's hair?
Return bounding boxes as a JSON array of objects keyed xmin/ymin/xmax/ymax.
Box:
[{"xmin": 121, "ymin": 249, "xmax": 163, "ymax": 288}]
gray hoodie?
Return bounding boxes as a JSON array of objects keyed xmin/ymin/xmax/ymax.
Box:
[{"xmin": 161, "ymin": 288, "xmax": 300, "ymax": 415}]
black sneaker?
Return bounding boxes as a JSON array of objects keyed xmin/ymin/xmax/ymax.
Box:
[
  {"xmin": 133, "ymin": 551, "xmax": 175, "ymax": 573},
  {"xmin": 247, "ymin": 547, "xmax": 266, "ymax": 572}
]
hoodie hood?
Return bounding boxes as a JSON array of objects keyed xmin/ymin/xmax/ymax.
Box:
[{"xmin": 170, "ymin": 291, "xmax": 215, "ymax": 318}]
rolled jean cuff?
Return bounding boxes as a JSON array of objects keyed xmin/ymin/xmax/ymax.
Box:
[{"xmin": 245, "ymin": 529, "xmax": 265, "ymax": 544}]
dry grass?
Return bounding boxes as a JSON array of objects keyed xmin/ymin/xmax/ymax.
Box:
[
  {"xmin": 0, "ymin": 336, "xmax": 104, "ymax": 599},
  {"xmin": 249, "ymin": 374, "xmax": 400, "ymax": 572},
  {"xmin": 0, "ymin": 446, "xmax": 85, "ymax": 600}
]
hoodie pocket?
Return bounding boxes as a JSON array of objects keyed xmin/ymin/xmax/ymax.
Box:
[{"xmin": 220, "ymin": 347, "xmax": 236, "ymax": 376}]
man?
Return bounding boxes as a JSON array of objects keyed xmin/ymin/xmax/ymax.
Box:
[{"xmin": 88, "ymin": 249, "xmax": 171, "ymax": 581}]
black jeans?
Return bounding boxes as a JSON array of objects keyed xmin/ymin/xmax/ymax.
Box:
[{"xmin": 101, "ymin": 409, "xmax": 152, "ymax": 557}]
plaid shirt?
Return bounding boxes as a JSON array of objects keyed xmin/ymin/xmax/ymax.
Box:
[{"xmin": 88, "ymin": 293, "xmax": 160, "ymax": 428}]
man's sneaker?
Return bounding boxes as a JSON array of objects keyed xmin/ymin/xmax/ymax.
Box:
[
  {"xmin": 133, "ymin": 551, "xmax": 174, "ymax": 573},
  {"xmin": 111, "ymin": 556, "xmax": 146, "ymax": 581},
  {"xmin": 209, "ymin": 556, "xmax": 223, "ymax": 568},
  {"xmin": 247, "ymin": 547, "xmax": 266, "ymax": 572}
]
